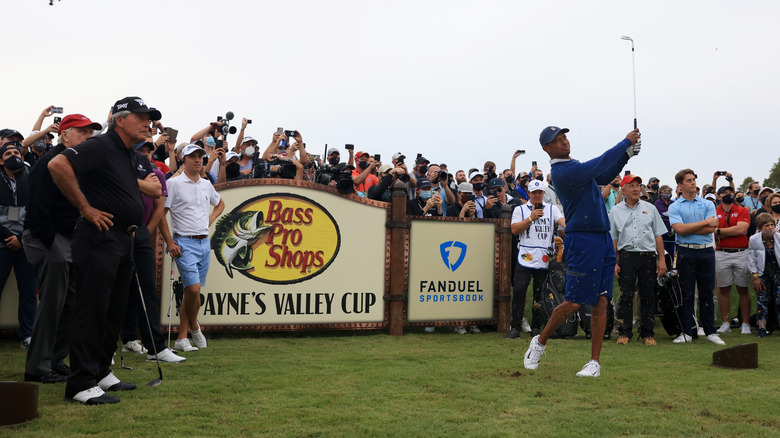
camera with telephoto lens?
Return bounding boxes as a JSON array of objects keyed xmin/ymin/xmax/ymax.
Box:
[
  {"xmin": 253, "ymin": 158, "xmax": 297, "ymax": 179},
  {"xmin": 657, "ymin": 269, "xmax": 678, "ymax": 287},
  {"xmin": 484, "ymin": 165, "xmax": 497, "ymax": 182}
]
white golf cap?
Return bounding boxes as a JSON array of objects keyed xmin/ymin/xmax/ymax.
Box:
[
  {"xmin": 225, "ymin": 151, "xmax": 240, "ymax": 161},
  {"xmin": 528, "ymin": 180, "xmax": 545, "ymax": 192},
  {"xmin": 468, "ymin": 171, "xmax": 482, "ymax": 182},
  {"xmin": 182, "ymin": 143, "xmax": 206, "ymax": 157},
  {"xmin": 242, "ymin": 136, "xmax": 257, "ymax": 144}
]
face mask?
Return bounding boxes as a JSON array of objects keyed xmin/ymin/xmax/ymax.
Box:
[
  {"xmin": 328, "ymin": 156, "xmax": 340, "ymax": 166},
  {"xmin": 611, "ymin": 182, "xmax": 620, "ymax": 188},
  {"xmin": 358, "ymin": 161, "xmax": 369, "ymax": 170},
  {"xmin": 505, "ymin": 176, "xmax": 514, "ymax": 185},
  {"xmin": 3, "ymin": 155, "xmax": 23, "ymax": 171},
  {"xmin": 649, "ymin": 184, "xmax": 659, "ymax": 191},
  {"xmin": 735, "ymin": 196, "xmax": 744, "ymax": 203},
  {"xmin": 536, "ymin": 175, "xmax": 544, "ymax": 181},
  {"xmin": 762, "ymin": 229, "xmax": 776, "ymax": 239},
  {"xmin": 772, "ymin": 205, "xmax": 780, "ymax": 214},
  {"xmin": 205, "ymin": 137, "xmax": 216, "ymax": 147},
  {"xmin": 753, "ymin": 189, "xmax": 760, "ymax": 196},
  {"xmin": 661, "ymin": 193, "xmax": 672, "ymax": 200},
  {"xmin": 244, "ymin": 146, "xmax": 255, "ymax": 157},
  {"xmin": 420, "ymin": 190, "xmax": 432, "ymax": 200},
  {"xmin": 226, "ymin": 162, "xmax": 241, "ymax": 179},
  {"xmin": 33, "ymin": 140, "xmax": 47, "ymax": 152},
  {"xmin": 760, "ymin": 196, "xmax": 768, "ymax": 206},
  {"xmin": 721, "ymin": 194, "xmax": 734, "ymax": 205},
  {"xmin": 472, "ymin": 183, "xmax": 484, "ymax": 192}
]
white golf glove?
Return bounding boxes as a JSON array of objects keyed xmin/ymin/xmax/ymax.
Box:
[{"xmin": 626, "ymin": 138, "xmax": 641, "ymax": 158}]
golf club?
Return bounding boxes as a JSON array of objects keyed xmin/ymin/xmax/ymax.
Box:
[
  {"xmin": 620, "ymin": 36, "xmax": 637, "ymax": 129},
  {"xmin": 119, "ymin": 339, "xmax": 133, "ymax": 370},
  {"xmin": 133, "ymin": 266, "xmax": 163, "ymax": 387},
  {"xmin": 167, "ymin": 258, "xmax": 175, "ymax": 349},
  {"xmin": 124, "ymin": 225, "xmax": 163, "ymax": 387}
]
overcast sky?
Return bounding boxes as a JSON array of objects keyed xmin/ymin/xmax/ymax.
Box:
[{"xmin": 2, "ymin": 0, "xmax": 777, "ymax": 189}]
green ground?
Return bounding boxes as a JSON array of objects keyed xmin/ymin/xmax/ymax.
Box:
[{"xmin": 1, "ymin": 323, "xmax": 778, "ymax": 437}]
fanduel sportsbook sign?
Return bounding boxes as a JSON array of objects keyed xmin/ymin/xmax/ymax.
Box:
[{"xmin": 407, "ymin": 221, "xmax": 495, "ymax": 322}]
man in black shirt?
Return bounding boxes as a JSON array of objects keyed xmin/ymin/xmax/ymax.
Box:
[
  {"xmin": 23, "ymin": 114, "xmax": 101, "ymax": 384},
  {"xmin": 49, "ymin": 97, "xmax": 162, "ymax": 405}
]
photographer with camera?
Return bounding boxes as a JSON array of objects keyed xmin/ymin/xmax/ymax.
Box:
[
  {"xmin": 506, "ymin": 179, "xmax": 566, "ymax": 340},
  {"xmin": 367, "ymin": 164, "xmax": 407, "ymax": 202},
  {"xmin": 483, "ymin": 178, "xmax": 523, "ymax": 219},
  {"xmin": 446, "ymin": 183, "xmax": 478, "ymax": 218},
  {"xmin": 427, "ymin": 164, "xmax": 455, "ymax": 214},
  {"xmin": 609, "ymin": 175, "xmax": 668, "ymax": 346},
  {"xmin": 406, "ymin": 177, "xmax": 443, "ymax": 217},
  {"xmin": 351, "ymin": 151, "xmax": 380, "ymax": 196}
]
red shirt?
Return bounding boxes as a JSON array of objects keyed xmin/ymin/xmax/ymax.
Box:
[
  {"xmin": 351, "ymin": 168, "xmax": 378, "ymax": 194},
  {"xmin": 715, "ymin": 204, "xmax": 749, "ymax": 249}
]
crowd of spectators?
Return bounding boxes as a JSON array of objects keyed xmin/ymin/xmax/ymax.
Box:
[{"xmin": 2, "ymin": 103, "xmax": 780, "ymax": 368}]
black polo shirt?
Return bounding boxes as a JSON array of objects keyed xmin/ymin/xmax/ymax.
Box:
[
  {"xmin": 24, "ymin": 143, "xmax": 80, "ymax": 247},
  {"xmin": 62, "ymin": 129, "xmax": 143, "ymax": 227}
]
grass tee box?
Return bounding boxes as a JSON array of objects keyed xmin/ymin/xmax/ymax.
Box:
[{"xmin": 1, "ymin": 330, "xmax": 779, "ymax": 437}]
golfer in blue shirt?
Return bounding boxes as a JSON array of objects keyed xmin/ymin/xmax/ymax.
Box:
[{"xmin": 524, "ymin": 125, "xmax": 641, "ymax": 377}]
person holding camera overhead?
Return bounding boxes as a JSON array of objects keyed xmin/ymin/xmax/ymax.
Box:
[
  {"xmin": 406, "ymin": 177, "xmax": 443, "ymax": 216},
  {"xmin": 351, "ymin": 151, "xmax": 379, "ymax": 196}
]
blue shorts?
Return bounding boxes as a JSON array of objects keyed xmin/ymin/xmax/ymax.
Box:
[
  {"xmin": 173, "ymin": 236, "xmax": 211, "ymax": 288},
  {"xmin": 564, "ymin": 232, "xmax": 616, "ymax": 305}
]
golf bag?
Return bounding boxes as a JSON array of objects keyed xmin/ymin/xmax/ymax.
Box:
[
  {"xmin": 578, "ymin": 299, "xmax": 615, "ymax": 339},
  {"xmin": 536, "ymin": 242, "xmax": 580, "ymax": 339},
  {"xmin": 655, "ymin": 252, "xmax": 685, "ymax": 336}
]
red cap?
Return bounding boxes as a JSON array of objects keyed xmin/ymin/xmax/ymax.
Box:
[
  {"xmin": 355, "ymin": 151, "xmax": 370, "ymax": 159},
  {"xmin": 58, "ymin": 114, "xmax": 102, "ymax": 134},
  {"xmin": 621, "ymin": 174, "xmax": 642, "ymax": 188}
]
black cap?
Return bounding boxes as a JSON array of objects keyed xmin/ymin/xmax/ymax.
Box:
[
  {"xmin": 0, "ymin": 129, "xmax": 24, "ymax": 141},
  {"xmin": 0, "ymin": 141, "xmax": 22, "ymax": 156},
  {"xmin": 112, "ymin": 96, "xmax": 162, "ymax": 121},
  {"xmin": 717, "ymin": 186, "xmax": 734, "ymax": 195},
  {"xmin": 488, "ymin": 178, "xmax": 507, "ymax": 189},
  {"xmin": 417, "ymin": 177, "xmax": 432, "ymax": 188},
  {"xmin": 416, "ymin": 156, "xmax": 430, "ymax": 165}
]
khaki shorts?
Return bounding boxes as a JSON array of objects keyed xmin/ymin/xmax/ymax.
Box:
[{"xmin": 715, "ymin": 250, "xmax": 749, "ymax": 288}]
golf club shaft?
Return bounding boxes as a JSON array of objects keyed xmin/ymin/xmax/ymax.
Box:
[
  {"xmin": 168, "ymin": 258, "xmax": 175, "ymax": 349},
  {"xmin": 631, "ymin": 43, "xmax": 637, "ymax": 129},
  {"xmin": 134, "ymin": 267, "xmax": 164, "ymax": 384}
]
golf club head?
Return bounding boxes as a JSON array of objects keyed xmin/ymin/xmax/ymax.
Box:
[{"xmin": 147, "ymin": 378, "xmax": 162, "ymax": 387}]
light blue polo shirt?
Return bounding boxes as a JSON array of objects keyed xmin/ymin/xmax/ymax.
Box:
[{"xmin": 668, "ymin": 195, "xmax": 716, "ymax": 245}]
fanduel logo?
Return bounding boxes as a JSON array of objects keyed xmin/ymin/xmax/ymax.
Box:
[{"xmin": 440, "ymin": 241, "xmax": 467, "ymax": 272}]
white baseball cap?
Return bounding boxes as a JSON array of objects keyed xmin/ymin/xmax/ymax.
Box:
[
  {"xmin": 182, "ymin": 143, "xmax": 206, "ymax": 157},
  {"xmin": 225, "ymin": 151, "xmax": 240, "ymax": 161},
  {"xmin": 528, "ymin": 180, "xmax": 546, "ymax": 192}
]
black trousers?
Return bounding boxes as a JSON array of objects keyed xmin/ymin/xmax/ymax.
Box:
[
  {"xmin": 121, "ymin": 225, "xmax": 166, "ymax": 353},
  {"xmin": 616, "ymin": 251, "xmax": 657, "ymax": 338},
  {"xmin": 65, "ymin": 220, "xmax": 133, "ymax": 397},
  {"xmin": 511, "ymin": 264, "xmax": 548, "ymax": 330}
]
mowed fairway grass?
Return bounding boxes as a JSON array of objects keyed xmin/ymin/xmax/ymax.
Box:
[{"xmin": 1, "ymin": 323, "xmax": 779, "ymax": 437}]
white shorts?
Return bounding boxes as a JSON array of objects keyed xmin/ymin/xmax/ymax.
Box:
[{"xmin": 715, "ymin": 250, "xmax": 749, "ymax": 288}]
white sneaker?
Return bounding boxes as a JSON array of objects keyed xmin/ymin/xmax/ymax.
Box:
[
  {"xmin": 697, "ymin": 327, "xmax": 705, "ymax": 337},
  {"xmin": 97, "ymin": 371, "xmax": 136, "ymax": 391},
  {"xmin": 174, "ymin": 338, "xmax": 198, "ymax": 352},
  {"xmin": 706, "ymin": 334, "xmax": 726, "ymax": 345},
  {"xmin": 672, "ymin": 334, "xmax": 692, "ymax": 343},
  {"xmin": 122, "ymin": 340, "xmax": 148, "ymax": 355},
  {"xmin": 452, "ymin": 326, "xmax": 467, "ymax": 335},
  {"xmin": 520, "ymin": 318, "xmax": 532, "ymax": 333},
  {"xmin": 148, "ymin": 348, "xmax": 186, "ymax": 363},
  {"xmin": 716, "ymin": 322, "xmax": 731, "ymax": 333},
  {"xmin": 523, "ymin": 335, "xmax": 545, "ymax": 370},
  {"xmin": 191, "ymin": 322, "xmax": 207, "ymax": 348},
  {"xmin": 575, "ymin": 360, "xmax": 601, "ymax": 377},
  {"xmin": 66, "ymin": 386, "xmax": 119, "ymax": 405},
  {"xmin": 467, "ymin": 325, "xmax": 481, "ymax": 334},
  {"xmin": 741, "ymin": 323, "xmax": 751, "ymax": 335}
]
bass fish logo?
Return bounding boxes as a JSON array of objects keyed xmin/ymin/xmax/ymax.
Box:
[
  {"xmin": 212, "ymin": 211, "xmax": 272, "ymax": 278},
  {"xmin": 440, "ymin": 241, "xmax": 467, "ymax": 272},
  {"xmin": 212, "ymin": 193, "xmax": 341, "ymax": 284}
]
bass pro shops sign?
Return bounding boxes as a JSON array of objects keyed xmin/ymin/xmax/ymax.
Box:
[{"xmin": 162, "ymin": 182, "xmax": 387, "ymax": 328}]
